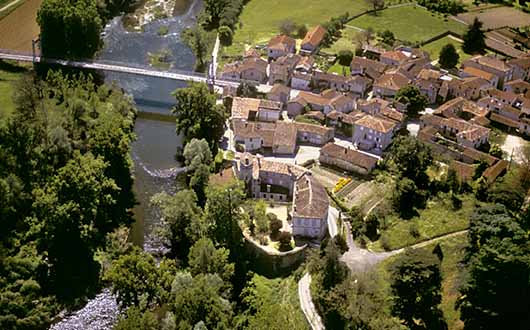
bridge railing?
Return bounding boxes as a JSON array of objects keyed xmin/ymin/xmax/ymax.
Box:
[{"xmin": 0, "ymin": 48, "xmax": 207, "ymax": 78}]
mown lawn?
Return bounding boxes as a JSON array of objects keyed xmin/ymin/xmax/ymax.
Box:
[
  {"xmin": 328, "ymin": 62, "xmax": 351, "ymax": 75},
  {"xmin": 224, "ymin": 0, "xmax": 370, "ymax": 56},
  {"xmin": 369, "ymin": 193, "xmax": 478, "ymax": 251},
  {"xmin": 421, "ymin": 36, "xmax": 472, "ymax": 64},
  {"xmin": 351, "ymin": 5, "xmax": 467, "ymax": 43},
  {"xmin": 0, "ymin": 61, "xmax": 28, "ymax": 123},
  {"xmin": 322, "ymin": 26, "xmax": 359, "ymax": 54},
  {"xmin": 375, "ymin": 234, "xmax": 467, "ymax": 330}
]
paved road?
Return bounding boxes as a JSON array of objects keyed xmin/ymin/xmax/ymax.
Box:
[{"xmin": 298, "ymin": 273, "xmax": 325, "ymax": 330}]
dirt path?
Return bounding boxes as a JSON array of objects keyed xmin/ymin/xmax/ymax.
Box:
[{"xmin": 0, "ymin": 0, "xmax": 23, "ymax": 13}]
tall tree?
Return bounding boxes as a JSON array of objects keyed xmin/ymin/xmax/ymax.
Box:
[
  {"xmin": 172, "ymin": 82, "xmax": 225, "ymax": 152},
  {"xmin": 151, "ymin": 190, "xmax": 205, "ymax": 260},
  {"xmin": 183, "ymin": 26, "xmax": 210, "ymax": 72},
  {"xmin": 438, "ymin": 43, "xmax": 459, "ymax": 69},
  {"xmin": 38, "ymin": 0, "xmax": 103, "ymax": 58},
  {"xmin": 183, "ymin": 138, "xmax": 213, "ymax": 172},
  {"xmin": 463, "ymin": 18, "xmax": 485, "ymax": 54},
  {"xmin": 459, "ymin": 205, "xmax": 530, "ymax": 330},
  {"xmin": 389, "ymin": 248, "xmax": 447, "ymax": 330},
  {"xmin": 188, "ymin": 237, "xmax": 234, "ymax": 284},
  {"xmin": 395, "ymin": 85, "xmax": 428, "ymax": 118},
  {"xmin": 389, "ymin": 135, "xmax": 433, "ymax": 189}
]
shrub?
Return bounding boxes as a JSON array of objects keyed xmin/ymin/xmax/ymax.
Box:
[
  {"xmin": 409, "ymin": 222, "xmax": 421, "ymax": 238},
  {"xmin": 218, "ymin": 25, "xmax": 234, "ymax": 46},
  {"xmin": 337, "ymin": 50, "xmax": 354, "ymax": 66},
  {"xmin": 380, "ymin": 234, "xmax": 391, "ymax": 251},
  {"xmin": 278, "ymin": 231, "xmax": 293, "ymax": 251}
]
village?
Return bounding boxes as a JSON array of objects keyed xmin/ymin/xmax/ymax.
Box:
[{"xmin": 213, "ymin": 20, "xmax": 530, "ymax": 251}]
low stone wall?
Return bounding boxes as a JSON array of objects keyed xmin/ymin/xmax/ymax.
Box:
[{"xmin": 244, "ymin": 234, "xmax": 307, "ymax": 277}]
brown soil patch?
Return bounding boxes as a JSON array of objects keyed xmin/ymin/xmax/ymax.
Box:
[
  {"xmin": 456, "ymin": 6, "xmax": 530, "ymax": 30},
  {"xmin": 0, "ymin": 0, "xmax": 41, "ymax": 52},
  {"xmin": 173, "ymin": 0, "xmax": 192, "ymax": 16}
]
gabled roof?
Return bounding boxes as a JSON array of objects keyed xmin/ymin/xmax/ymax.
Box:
[
  {"xmin": 381, "ymin": 50, "xmax": 409, "ymax": 63},
  {"xmin": 293, "ymin": 173, "xmax": 329, "ymax": 219},
  {"xmin": 268, "ymin": 34, "xmax": 296, "ymax": 51},
  {"xmin": 465, "ymin": 55, "xmax": 512, "ymax": 72},
  {"xmin": 320, "ymin": 143, "xmax": 378, "ymax": 170},
  {"xmin": 302, "ymin": 25, "xmax": 327, "ymax": 48},
  {"xmin": 354, "ymin": 114, "xmax": 397, "ymax": 133},
  {"xmin": 462, "ymin": 66, "xmax": 496, "ymax": 81},
  {"xmin": 374, "ymin": 71, "xmax": 410, "ymax": 91}
]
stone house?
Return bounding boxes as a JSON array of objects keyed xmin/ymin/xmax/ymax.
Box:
[
  {"xmin": 319, "ymin": 143, "xmax": 378, "ymax": 175},
  {"xmin": 508, "ymin": 56, "xmax": 530, "ymax": 81},
  {"xmin": 267, "ymin": 83, "xmax": 291, "ymax": 104},
  {"xmin": 462, "ymin": 55, "xmax": 514, "ymax": 88},
  {"xmin": 301, "ymin": 25, "xmax": 327, "ymax": 55},
  {"xmin": 353, "ymin": 114, "xmax": 397, "ymax": 152},
  {"xmin": 295, "ymin": 122, "xmax": 335, "ymax": 145},
  {"xmin": 373, "ymin": 71, "xmax": 410, "ymax": 99},
  {"xmin": 267, "ymin": 34, "xmax": 296, "ymax": 59}
]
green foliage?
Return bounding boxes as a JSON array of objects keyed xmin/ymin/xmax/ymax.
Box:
[
  {"xmin": 158, "ymin": 25, "xmax": 170, "ymax": 36},
  {"xmin": 182, "ymin": 26, "xmax": 211, "ymax": 71},
  {"xmin": 190, "ymin": 163, "xmax": 211, "ymax": 207},
  {"xmin": 395, "ymin": 85, "xmax": 428, "ymax": 117},
  {"xmin": 459, "ymin": 204, "xmax": 530, "ymax": 330},
  {"xmin": 104, "ymin": 247, "xmax": 177, "ymax": 309},
  {"xmin": 172, "ymin": 82, "xmax": 225, "ymax": 152},
  {"xmin": 184, "ymin": 138, "xmax": 213, "ymax": 172},
  {"xmin": 236, "ymin": 81, "xmax": 258, "ymax": 98},
  {"xmin": 218, "ymin": 25, "xmax": 234, "ymax": 46},
  {"xmin": 38, "ymin": 0, "xmax": 103, "ymax": 58},
  {"xmin": 240, "ymin": 275, "xmax": 307, "ymax": 330},
  {"xmin": 170, "ymin": 273, "xmax": 234, "ymax": 329},
  {"xmin": 389, "ymin": 135, "xmax": 433, "ymax": 189},
  {"xmin": 337, "ymin": 50, "xmax": 354, "ymax": 66},
  {"xmin": 417, "ymin": 0, "xmax": 465, "ymax": 14},
  {"xmin": 488, "ymin": 143, "xmax": 503, "ymax": 158},
  {"xmin": 389, "ymin": 248, "xmax": 447, "ymax": 329},
  {"xmin": 114, "ymin": 307, "xmax": 159, "ymax": 330},
  {"xmin": 151, "ymin": 190, "xmax": 205, "ymax": 261},
  {"xmin": 393, "ymin": 177, "xmax": 427, "ymax": 218},
  {"xmin": 463, "ymin": 18, "xmax": 486, "ymax": 54},
  {"xmin": 204, "ymin": 0, "xmax": 244, "ymax": 28},
  {"xmin": 378, "ymin": 29, "xmax": 395, "ymax": 46},
  {"xmin": 438, "ymin": 43, "xmax": 459, "ymax": 69},
  {"xmin": 188, "ymin": 238, "xmax": 235, "ymax": 284}
]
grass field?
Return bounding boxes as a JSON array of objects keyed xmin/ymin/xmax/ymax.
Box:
[
  {"xmin": 328, "ymin": 62, "xmax": 351, "ymax": 75},
  {"xmin": 351, "ymin": 5, "xmax": 467, "ymax": 43},
  {"xmin": 421, "ymin": 36, "xmax": 472, "ymax": 64},
  {"xmin": 376, "ymin": 234, "xmax": 467, "ymax": 330},
  {"xmin": 0, "ymin": 61, "xmax": 28, "ymax": 123},
  {"xmin": 224, "ymin": 0, "xmax": 370, "ymax": 56},
  {"xmin": 322, "ymin": 26, "xmax": 359, "ymax": 54},
  {"xmin": 369, "ymin": 193, "xmax": 477, "ymax": 251}
]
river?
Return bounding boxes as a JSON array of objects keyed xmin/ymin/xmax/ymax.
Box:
[{"xmin": 50, "ymin": 1, "xmax": 201, "ymax": 329}]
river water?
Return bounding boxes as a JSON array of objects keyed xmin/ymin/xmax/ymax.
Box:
[{"xmin": 50, "ymin": 1, "xmax": 200, "ymax": 329}]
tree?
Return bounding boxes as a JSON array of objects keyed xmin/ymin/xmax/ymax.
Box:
[
  {"xmin": 38, "ymin": 0, "xmax": 102, "ymax": 58},
  {"xmin": 463, "ymin": 18, "xmax": 485, "ymax": 54},
  {"xmin": 393, "ymin": 177, "xmax": 427, "ymax": 218},
  {"xmin": 395, "ymin": 85, "xmax": 428, "ymax": 118},
  {"xmin": 172, "ymin": 82, "xmax": 225, "ymax": 152},
  {"xmin": 183, "ymin": 138, "xmax": 213, "ymax": 172},
  {"xmin": 459, "ymin": 205, "xmax": 530, "ymax": 330},
  {"xmin": 438, "ymin": 43, "xmax": 459, "ymax": 69},
  {"xmin": 337, "ymin": 50, "xmax": 354, "ymax": 67},
  {"xmin": 114, "ymin": 307, "xmax": 159, "ymax": 330},
  {"xmin": 389, "ymin": 135, "xmax": 433, "ymax": 189},
  {"xmin": 278, "ymin": 231, "xmax": 293, "ymax": 251},
  {"xmin": 389, "ymin": 248, "xmax": 447, "ymax": 330},
  {"xmin": 190, "ymin": 163, "xmax": 210, "ymax": 207},
  {"xmin": 104, "ymin": 247, "xmax": 161, "ymax": 308},
  {"xmin": 236, "ymin": 81, "xmax": 258, "ymax": 98},
  {"xmin": 366, "ymin": 0, "xmax": 385, "ymax": 12},
  {"xmin": 379, "ymin": 29, "xmax": 395, "ymax": 46},
  {"xmin": 489, "ymin": 143, "xmax": 503, "ymax": 158},
  {"xmin": 188, "ymin": 237, "xmax": 234, "ymax": 284},
  {"xmin": 218, "ymin": 25, "xmax": 234, "ymax": 46},
  {"xmin": 279, "ymin": 19, "xmax": 297, "ymax": 36},
  {"xmin": 268, "ymin": 214, "xmax": 283, "ymax": 236},
  {"xmin": 183, "ymin": 26, "xmax": 210, "ymax": 71},
  {"xmin": 252, "ymin": 200, "xmax": 269, "ymax": 234},
  {"xmin": 170, "ymin": 273, "xmax": 234, "ymax": 329}
]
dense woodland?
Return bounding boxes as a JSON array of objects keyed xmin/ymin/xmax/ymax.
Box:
[{"xmin": 0, "ymin": 70, "xmax": 137, "ymax": 329}]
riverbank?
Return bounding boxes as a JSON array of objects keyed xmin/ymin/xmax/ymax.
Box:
[{"xmin": 0, "ymin": 0, "xmax": 41, "ymax": 51}]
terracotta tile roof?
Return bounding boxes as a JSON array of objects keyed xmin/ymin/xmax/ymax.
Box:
[
  {"xmin": 295, "ymin": 122, "xmax": 334, "ymax": 136},
  {"xmin": 293, "ymin": 173, "xmax": 329, "ymax": 219},
  {"xmin": 466, "ymin": 55, "xmax": 512, "ymax": 72},
  {"xmin": 305, "ymin": 111, "xmax": 326, "ymax": 122},
  {"xmin": 451, "ymin": 160, "xmax": 476, "ymax": 182},
  {"xmin": 461, "ymin": 76, "xmax": 490, "ymax": 89},
  {"xmin": 421, "ymin": 114, "xmax": 445, "ymax": 127},
  {"xmin": 490, "ymin": 112, "xmax": 520, "ymax": 128},
  {"xmin": 357, "ymin": 98, "xmax": 391, "ymax": 114},
  {"xmin": 381, "ymin": 50, "xmax": 409, "ymax": 63},
  {"xmin": 435, "ymin": 97, "xmax": 489, "ymax": 118},
  {"xmin": 508, "ymin": 56, "xmax": 530, "ymax": 70},
  {"xmin": 269, "ymin": 83, "xmax": 291, "ymax": 97},
  {"xmin": 290, "ymin": 91, "xmax": 331, "ymax": 107},
  {"xmin": 240, "ymin": 57, "xmax": 268, "ymax": 73},
  {"xmin": 483, "ymin": 159, "xmax": 508, "ymax": 183},
  {"xmin": 354, "ymin": 114, "xmax": 396, "ymax": 133},
  {"xmin": 296, "ymin": 56, "xmax": 315, "ymax": 71},
  {"xmin": 462, "ymin": 66, "xmax": 496, "ymax": 81},
  {"xmin": 350, "ymin": 57, "xmax": 388, "ymax": 74},
  {"xmin": 462, "ymin": 146, "xmax": 498, "ymax": 165},
  {"xmin": 326, "ymin": 110, "xmax": 365, "ymax": 125},
  {"xmin": 487, "ymin": 89, "xmax": 519, "ymax": 104},
  {"xmin": 374, "ymin": 72, "xmax": 410, "ymax": 91},
  {"xmin": 417, "ymin": 68, "xmax": 443, "ymax": 81},
  {"xmin": 320, "ymin": 143, "xmax": 378, "ymax": 171},
  {"xmin": 244, "ymin": 48, "xmax": 260, "ymax": 58},
  {"xmin": 379, "ymin": 107, "xmax": 404, "ymax": 123},
  {"xmin": 268, "ymin": 34, "xmax": 296, "ymax": 51},
  {"xmin": 252, "ymin": 155, "xmax": 307, "ymax": 179},
  {"xmin": 505, "ymin": 79, "xmax": 530, "ymax": 92},
  {"xmin": 348, "ymin": 75, "xmax": 372, "ymax": 86},
  {"xmin": 233, "ymin": 120, "xmax": 276, "ymax": 141},
  {"xmin": 313, "ymin": 71, "xmax": 349, "ymax": 83},
  {"xmin": 273, "ymin": 122, "xmax": 297, "ymax": 148},
  {"xmin": 302, "ymin": 25, "xmax": 327, "ymax": 48},
  {"xmin": 232, "ymin": 97, "xmax": 261, "ymax": 119}
]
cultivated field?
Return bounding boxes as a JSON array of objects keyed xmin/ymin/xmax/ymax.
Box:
[
  {"xmin": 421, "ymin": 36, "xmax": 472, "ymax": 64},
  {"xmin": 455, "ymin": 6, "xmax": 530, "ymax": 30},
  {"xmin": 224, "ymin": 0, "xmax": 370, "ymax": 56},
  {"xmin": 0, "ymin": 0, "xmax": 42, "ymax": 52},
  {"xmin": 351, "ymin": 5, "xmax": 467, "ymax": 43}
]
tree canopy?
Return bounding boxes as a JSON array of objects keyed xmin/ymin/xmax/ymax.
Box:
[
  {"xmin": 463, "ymin": 18, "xmax": 486, "ymax": 54},
  {"xmin": 438, "ymin": 43, "xmax": 459, "ymax": 69},
  {"xmin": 395, "ymin": 85, "xmax": 428, "ymax": 118}
]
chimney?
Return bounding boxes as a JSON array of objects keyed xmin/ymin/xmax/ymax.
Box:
[{"xmin": 267, "ymin": 184, "xmax": 271, "ymax": 193}]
